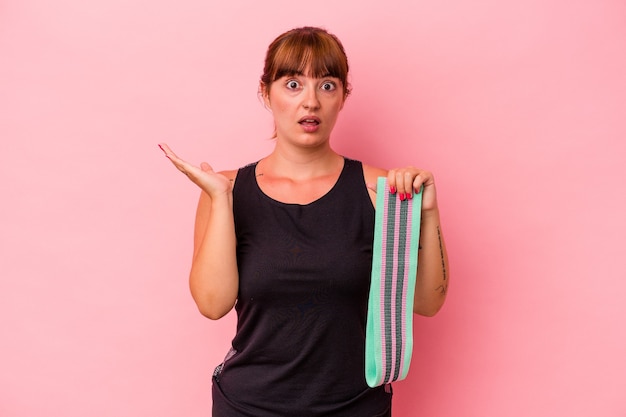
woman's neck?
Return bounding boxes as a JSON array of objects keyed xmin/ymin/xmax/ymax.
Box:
[{"xmin": 260, "ymin": 144, "xmax": 343, "ymax": 181}]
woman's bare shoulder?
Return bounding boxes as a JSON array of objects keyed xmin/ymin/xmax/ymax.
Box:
[
  {"xmin": 360, "ymin": 163, "xmax": 388, "ymax": 206},
  {"xmin": 219, "ymin": 169, "xmax": 238, "ymax": 182},
  {"xmin": 361, "ymin": 163, "xmax": 388, "ymax": 185}
]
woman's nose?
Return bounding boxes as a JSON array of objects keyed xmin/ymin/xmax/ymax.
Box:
[{"xmin": 302, "ymin": 87, "xmax": 321, "ymax": 110}]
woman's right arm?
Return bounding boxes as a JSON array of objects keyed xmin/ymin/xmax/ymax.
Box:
[
  {"xmin": 158, "ymin": 144, "xmax": 239, "ymax": 319},
  {"xmin": 190, "ymin": 181, "xmax": 239, "ymax": 319}
]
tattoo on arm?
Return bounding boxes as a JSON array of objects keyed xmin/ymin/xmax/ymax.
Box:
[
  {"xmin": 434, "ymin": 225, "xmax": 448, "ymax": 295},
  {"xmin": 437, "ymin": 225, "xmax": 447, "ymax": 281}
]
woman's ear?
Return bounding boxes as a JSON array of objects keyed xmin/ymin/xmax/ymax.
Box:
[{"xmin": 259, "ymin": 82, "xmax": 271, "ymax": 109}]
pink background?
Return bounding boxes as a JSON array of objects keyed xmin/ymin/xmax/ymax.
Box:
[{"xmin": 1, "ymin": 0, "xmax": 625, "ymax": 415}]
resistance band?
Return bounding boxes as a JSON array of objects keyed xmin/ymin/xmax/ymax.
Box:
[{"xmin": 365, "ymin": 177, "xmax": 422, "ymax": 388}]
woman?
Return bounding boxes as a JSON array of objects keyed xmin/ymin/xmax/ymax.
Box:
[{"xmin": 159, "ymin": 26, "xmax": 449, "ymax": 417}]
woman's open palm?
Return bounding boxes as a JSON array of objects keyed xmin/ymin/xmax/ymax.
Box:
[{"xmin": 158, "ymin": 143, "xmax": 232, "ymax": 198}]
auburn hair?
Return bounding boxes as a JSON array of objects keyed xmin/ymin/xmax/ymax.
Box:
[{"xmin": 260, "ymin": 27, "xmax": 351, "ymax": 99}]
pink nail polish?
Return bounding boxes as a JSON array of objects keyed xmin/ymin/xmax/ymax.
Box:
[
  {"xmin": 158, "ymin": 144, "xmax": 169, "ymax": 157},
  {"xmin": 389, "ymin": 186, "xmax": 397, "ymax": 194},
  {"xmin": 399, "ymin": 193, "xmax": 406, "ymax": 201}
]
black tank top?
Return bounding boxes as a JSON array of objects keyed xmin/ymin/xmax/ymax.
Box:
[{"xmin": 212, "ymin": 158, "xmax": 392, "ymax": 417}]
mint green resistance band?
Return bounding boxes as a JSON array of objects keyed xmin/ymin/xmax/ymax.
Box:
[{"xmin": 365, "ymin": 177, "xmax": 422, "ymax": 388}]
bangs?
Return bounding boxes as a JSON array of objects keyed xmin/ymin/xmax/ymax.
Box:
[{"xmin": 269, "ymin": 34, "xmax": 348, "ymax": 82}]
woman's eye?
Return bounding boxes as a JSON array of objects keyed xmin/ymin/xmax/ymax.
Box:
[
  {"xmin": 321, "ymin": 82, "xmax": 336, "ymax": 91},
  {"xmin": 286, "ymin": 80, "xmax": 300, "ymax": 90}
]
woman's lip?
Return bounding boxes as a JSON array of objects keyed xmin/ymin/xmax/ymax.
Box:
[
  {"xmin": 298, "ymin": 116, "xmax": 321, "ymax": 124},
  {"xmin": 298, "ymin": 116, "xmax": 320, "ymax": 132},
  {"xmin": 300, "ymin": 122, "xmax": 320, "ymax": 133}
]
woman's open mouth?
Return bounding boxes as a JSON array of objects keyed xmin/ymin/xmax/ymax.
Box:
[{"xmin": 299, "ymin": 116, "xmax": 320, "ymax": 133}]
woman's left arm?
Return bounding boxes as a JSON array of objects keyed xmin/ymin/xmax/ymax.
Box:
[{"xmin": 387, "ymin": 167, "xmax": 449, "ymax": 316}]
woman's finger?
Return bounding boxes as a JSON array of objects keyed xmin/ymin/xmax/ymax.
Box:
[
  {"xmin": 200, "ymin": 162, "xmax": 213, "ymax": 173},
  {"xmin": 386, "ymin": 169, "xmax": 397, "ymax": 194},
  {"xmin": 158, "ymin": 143, "xmax": 195, "ymax": 176},
  {"xmin": 158, "ymin": 143, "xmax": 177, "ymax": 160}
]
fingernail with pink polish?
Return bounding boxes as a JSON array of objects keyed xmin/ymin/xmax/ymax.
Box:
[{"xmin": 389, "ymin": 186, "xmax": 397, "ymax": 194}]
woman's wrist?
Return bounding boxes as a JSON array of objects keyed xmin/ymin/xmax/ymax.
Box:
[
  {"xmin": 209, "ymin": 191, "xmax": 233, "ymax": 208},
  {"xmin": 421, "ymin": 206, "xmax": 441, "ymax": 223}
]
